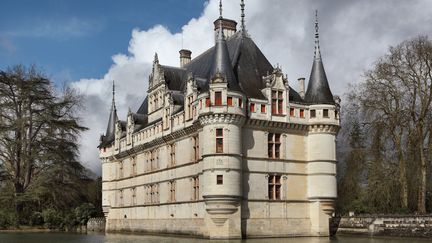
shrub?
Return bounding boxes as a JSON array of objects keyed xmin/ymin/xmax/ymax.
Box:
[
  {"xmin": 0, "ymin": 211, "xmax": 17, "ymax": 229},
  {"xmin": 42, "ymin": 209, "xmax": 63, "ymax": 229},
  {"xmin": 74, "ymin": 203, "xmax": 96, "ymax": 225},
  {"xmin": 30, "ymin": 211, "xmax": 44, "ymax": 226}
]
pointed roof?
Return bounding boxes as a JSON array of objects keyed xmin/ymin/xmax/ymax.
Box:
[
  {"xmin": 210, "ymin": 15, "xmax": 240, "ymax": 90},
  {"xmin": 304, "ymin": 11, "xmax": 334, "ymax": 104},
  {"xmin": 101, "ymin": 81, "xmax": 118, "ymax": 146}
]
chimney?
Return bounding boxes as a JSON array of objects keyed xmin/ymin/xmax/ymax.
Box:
[
  {"xmin": 298, "ymin": 78, "xmax": 305, "ymax": 99},
  {"xmin": 214, "ymin": 18, "xmax": 237, "ymax": 41},
  {"xmin": 179, "ymin": 49, "xmax": 192, "ymax": 68}
]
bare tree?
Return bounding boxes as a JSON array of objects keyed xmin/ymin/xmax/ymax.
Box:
[{"xmin": 357, "ymin": 36, "xmax": 432, "ymax": 213}]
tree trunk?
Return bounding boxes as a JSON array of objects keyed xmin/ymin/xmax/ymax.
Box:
[{"xmin": 396, "ymin": 137, "xmax": 408, "ymax": 209}]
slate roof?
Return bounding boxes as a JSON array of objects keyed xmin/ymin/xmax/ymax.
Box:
[{"xmin": 133, "ymin": 30, "xmax": 305, "ymax": 129}]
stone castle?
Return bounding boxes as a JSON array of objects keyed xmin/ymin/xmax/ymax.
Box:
[{"xmin": 99, "ymin": 2, "xmax": 340, "ymax": 239}]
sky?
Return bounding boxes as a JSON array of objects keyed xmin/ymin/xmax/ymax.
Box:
[{"xmin": 1, "ymin": 0, "xmax": 431, "ymax": 174}]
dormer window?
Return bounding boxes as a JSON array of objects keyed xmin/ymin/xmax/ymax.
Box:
[
  {"xmin": 215, "ymin": 92, "xmax": 222, "ymax": 106},
  {"xmin": 271, "ymin": 90, "xmax": 283, "ymax": 115}
]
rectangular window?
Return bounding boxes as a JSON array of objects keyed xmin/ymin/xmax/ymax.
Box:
[
  {"xmin": 227, "ymin": 96, "xmax": 233, "ymax": 106},
  {"xmin": 250, "ymin": 103, "xmax": 255, "ymax": 112},
  {"xmin": 300, "ymin": 109, "xmax": 305, "ymax": 118},
  {"xmin": 335, "ymin": 110, "xmax": 338, "ymax": 119},
  {"xmin": 268, "ymin": 133, "xmax": 281, "ymax": 159},
  {"xmin": 272, "ymin": 90, "xmax": 284, "ymax": 115},
  {"xmin": 193, "ymin": 135, "xmax": 200, "ymax": 162},
  {"xmin": 119, "ymin": 161, "xmax": 123, "ymax": 178},
  {"xmin": 169, "ymin": 181, "xmax": 176, "ymax": 202},
  {"xmin": 261, "ymin": 104, "xmax": 266, "ymax": 113},
  {"xmin": 131, "ymin": 157, "xmax": 136, "ymax": 176},
  {"xmin": 310, "ymin": 109, "xmax": 316, "ymax": 118},
  {"xmin": 217, "ymin": 175, "xmax": 223, "ymax": 185},
  {"xmin": 215, "ymin": 92, "xmax": 222, "ymax": 106},
  {"xmin": 193, "ymin": 177, "xmax": 200, "ymax": 200},
  {"xmin": 199, "ymin": 99, "xmax": 202, "ymax": 109},
  {"xmin": 238, "ymin": 98, "xmax": 242, "ymax": 108},
  {"xmin": 216, "ymin": 128, "xmax": 223, "ymax": 153},
  {"xmin": 205, "ymin": 97, "xmax": 210, "ymax": 107},
  {"xmin": 323, "ymin": 109, "xmax": 329, "ymax": 118},
  {"xmin": 268, "ymin": 175, "xmax": 282, "ymax": 200},
  {"xmin": 170, "ymin": 143, "xmax": 176, "ymax": 167},
  {"xmin": 290, "ymin": 108, "xmax": 295, "ymax": 117}
]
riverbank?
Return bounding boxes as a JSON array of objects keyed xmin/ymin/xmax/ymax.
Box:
[
  {"xmin": 331, "ymin": 215, "xmax": 432, "ymax": 238},
  {"xmin": 0, "ymin": 225, "xmax": 87, "ymax": 233}
]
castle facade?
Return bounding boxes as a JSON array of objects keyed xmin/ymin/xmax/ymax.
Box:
[{"xmin": 99, "ymin": 4, "xmax": 340, "ymax": 239}]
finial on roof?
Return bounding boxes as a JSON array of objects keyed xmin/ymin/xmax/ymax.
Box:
[
  {"xmin": 219, "ymin": 0, "xmax": 223, "ymax": 19},
  {"xmin": 240, "ymin": 0, "xmax": 246, "ymax": 32},
  {"xmin": 154, "ymin": 52, "xmax": 159, "ymax": 63},
  {"xmin": 314, "ymin": 10, "xmax": 321, "ymax": 60},
  {"xmin": 112, "ymin": 80, "xmax": 116, "ymax": 109}
]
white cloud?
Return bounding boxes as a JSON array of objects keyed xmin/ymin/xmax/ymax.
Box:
[{"xmin": 71, "ymin": 0, "xmax": 432, "ymax": 174}]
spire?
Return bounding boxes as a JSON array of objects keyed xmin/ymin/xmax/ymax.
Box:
[
  {"xmin": 210, "ymin": 0, "xmax": 239, "ymax": 89},
  {"xmin": 304, "ymin": 10, "xmax": 334, "ymax": 104},
  {"xmin": 219, "ymin": 0, "xmax": 223, "ymax": 19},
  {"xmin": 104, "ymin": 80, "xmax": 118, "ymax": 144},
  {"xmin": 314, "ymin": 10, "xmax": 321, "ymax": 60},
  {"xmin": 240, "ymin": 0, "xmax": 246, "ymax": 32}
]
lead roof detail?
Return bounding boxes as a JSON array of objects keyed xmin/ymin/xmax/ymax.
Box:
[{"xmin": 304, "ymin": 11, "xmax": 335, "ymax": 105}]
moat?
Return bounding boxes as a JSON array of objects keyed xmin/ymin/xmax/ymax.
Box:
[{"xmin": 0, "ymin": 233, "xmax": 431, "ymax": 243}]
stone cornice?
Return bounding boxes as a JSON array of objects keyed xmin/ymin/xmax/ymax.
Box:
[
  {"xmin": 308, "ymin": 124, "xmax": 340, "ymax": 134},
  {"xmin": 109, "ymin": 121, "xmax": 202, "ymax": 160},
  {"xmin": 199, "ymin": 113, "xmax": 246, "ymax": 126}
]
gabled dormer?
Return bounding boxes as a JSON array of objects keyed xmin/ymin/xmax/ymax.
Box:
[
  {"xmin": 184, "ymin": 73, "xmax": 197, "ymax": 121},
  {"xmin": 261, "ymin": 66, "xmax": 289, "ymax": 117}
]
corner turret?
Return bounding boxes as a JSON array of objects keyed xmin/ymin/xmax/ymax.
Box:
[{"xmin": 304, "ymin": 11, "xmax": 334, "ymax": 104}]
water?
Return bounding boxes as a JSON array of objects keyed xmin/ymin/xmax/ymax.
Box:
[{"xmin": 0, "ymin": 233, "xmax": 430, "ymax": 243}]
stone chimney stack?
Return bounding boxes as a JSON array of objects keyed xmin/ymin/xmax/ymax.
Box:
[
  {"xmin": 179, "ymin": 49, "xmax": 192, "ymax": 68},
  {"xmin": 298, "ymin": 77, "xmax": 305, "ymax": 99},
  {"xmin": 214, "ymin": 18, "xmax": 237, "ymax": 41}
]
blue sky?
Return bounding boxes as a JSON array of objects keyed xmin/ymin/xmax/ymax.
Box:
[
  {"xmin": 2, "ymin": 0, "xmax": 430, "ymax": 173},
  {"xmin": 0, "ymin": 0, "xmax": 205, "ymax": 83}
]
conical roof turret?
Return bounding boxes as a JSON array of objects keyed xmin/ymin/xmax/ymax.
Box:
[
  {"xmin": 104, "ymin": 81, "xmax": 118, "ymax": 143},
  {"xmin": 209, "ymin": 0, "xmax": 240, "ymax": 90},
  {"xmin": 305, "ymin": 11, "xmax": 334, "ymax": 104}
]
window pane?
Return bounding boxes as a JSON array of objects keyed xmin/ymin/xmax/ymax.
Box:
[
  {"xmin": 251, "ymin": 103, "xmax": 255, "ymax": 112},
  {"xmin": 290, "ymin": 108, "xmax": 295, "ymax": 117},
  {"xmin": 278, "ymin": 100, "xmax": 283, "ymax": 114},
  {"xmin": 272, "ymin": 91, "xmax": 277, "ymax": 98},
  {"xmin": 310, "ymin": 109, "xmax": 316, "ymax": 118},
  {"xmin": 275, "ymin": 144, "xmax": 280, "ymax": 158},
  {"xmin": 278, "ymin": 91, "xmax": 283, "ymax": 99},
  {"xmin": 216, "ymin": 128, "xmax": 223, "ymax": 137},
  {"xmin": 216, "ymin": 138, "xmax": 223, "ymax": 153},
  {"xmin": 217, "ymin": 175, "xmax": 223, "ymax": 185},
  {"xmin": 215, "ymin": 92, "xmax": 222, "ymax": 106},
  {"xmin": 261, "ymin": 104, "xmax": 266, "ymax": 113},
  {"xmin": 227, "ymin": 97, "xmax": 233, "ymax": 106},
  {"xmin": 268, "ymin": 185, "xmax": 273, "ymax": 199},
  {"xmin": 300, "ymin": 109, "xmax": 304, "ymax": 118},
  {"xmin": 323, "ymin": 109, "xmax": 329, "ymax": 118},
  {"xmin": 275, "ymin": 134, "xmax": 280, "ymax": 143},
  {"xmin": 271, "ymin": 102, "xmax": 276, "ymax": 114},
  {"xmin": 276, "ymin": 185, "xmax": 281, "ymax": 199},
  {"xmin": 206, "ymin": 98, "xmax": 210, "ymax": 107}
]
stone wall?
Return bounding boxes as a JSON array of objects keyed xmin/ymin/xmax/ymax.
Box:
[
  {"xmin": 87, "ymin": 217, "xmax": 106, "ymax": 232},
  {"xmin": 332, "ymin": 215, "xmax": 432, "ymax": 237}
]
